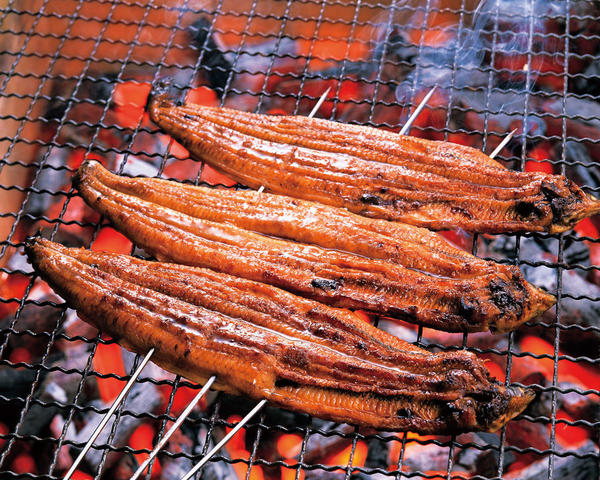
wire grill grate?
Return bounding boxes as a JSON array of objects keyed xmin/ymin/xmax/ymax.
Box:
[{"xmin": 0, "ymin": 0, "xmax": 599, "ymax": 479}]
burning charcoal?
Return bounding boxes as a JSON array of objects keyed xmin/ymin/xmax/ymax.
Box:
[
  {"xmin": 18, "ymin": 342, "xmax": 93, "ymax": 437},
  {"xmin": 402, "ymin": 440, "xmax": 456, "ymax": 473},
  {"xmin": 0, "ymin": 363, "xmax": 38, "ymax": 401},
  {"xmin": 544, "ymin": 95, "xmax": 600, "ymax": 129},
  {"xmin": 563, "ymin": 140, "xmax": 600, "ymax": 191},
  {"xmin": 504, "ymin": 440, "xmax": 599, "ymax": 480},
  {"xmin": 456, "ymin": 432, "xmax": 515, "ymax": 476},
  {"xmin": 158, "ymin": 423, "xmax": 195, "ymax": 480},
  {"xmin": 526, "ymin": 381, "xmax": 599, "ymax": 423},
  {"xmin": 506, "ymin": 419, "xmax": 550, "ymax": 454},
  {"xmin": 188, "ymin": 18, "xmax": 232, "ymax": 97},
  {"xmin": 67, "ymin": 381, "xmax": 161, "ymax": 471},
  {"xmin": 574, "ymin": 57, "xmax": 600, "ymax": 98},
  {"xmin": 487, "ymin": 236, "xmax": 600, "ymax": 355},
  {"xmin": 543, "ymin": 95, "xmax": 600, "ymax": 144},
  {"xmin": 194, "ymin": 423, "xmax": 239, "ymax": 480},
  {"xmin": 23, "ymin": 147, "xmax": 71, "ymax": 218},
  {"xmin": 2, "ymin": 294, "xmax": 63, "ymax": 355},
  {"xmin": 364, "ymin": 437, "xmax": 389, "ymax": 469},
  {"xmin": 304, "ymin": 470, "xmax": 346, "ymax": 480},
  {"xmin": 303, "ymin": 422, "xmax": 356, "ymax": 464}
]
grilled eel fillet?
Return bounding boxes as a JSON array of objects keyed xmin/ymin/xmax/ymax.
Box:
[
  {"xmin": 74, "ymin": 161, "xmax": 554, "ymax": 333},
  {"xmin": 26, "ymin": 238, "xmax": 535, "ymax": 433},
  {"xmin": 147, "ymin": 92, "xmax": 600, "ymax": 234}
]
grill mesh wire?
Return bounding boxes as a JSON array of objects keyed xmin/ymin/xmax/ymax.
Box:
[{"xmin": 0, "ymin": 0, "xmax": 598, "ymax": 478}]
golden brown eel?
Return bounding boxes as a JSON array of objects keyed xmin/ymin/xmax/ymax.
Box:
[
  {"xmin": 147, "ymin": 91, "xmax": 600, "ymax": 234},
  {"xmin": 26, "ymin": 238, "xmax": 534, "ymax": 433},
  {"xmin": 77, "ymin": 161, "xmax": 508, "ymax": 279},
  {"xmin": 74, "ymin": 161, "xmax": 554, "ymax": 333}
]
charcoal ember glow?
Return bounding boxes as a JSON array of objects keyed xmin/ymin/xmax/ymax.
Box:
[
  {"xmin": 504, "ymin": 440, "xmax": 599, "ymax": 480},
  {"xmin": 65, "ymin": 382, "xmax": 161, "ymax": 472}
]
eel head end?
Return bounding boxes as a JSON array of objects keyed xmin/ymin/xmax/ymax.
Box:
[
  {"xmin": 484, "ymin": 385, "xmax": 536, "ymax": 432},
  {"xmin": 146, "ymin": 78, "xmax": 178, "ymax": 123}
]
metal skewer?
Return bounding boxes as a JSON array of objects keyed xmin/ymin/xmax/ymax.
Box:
[
  {"xmin": 64, "ymin": 348, "xmax": 155, "ymax": 480},
  {"xmin": 399, "ymin": 86, "xmax": 437, "ymax": 135},
  {"xmin": 130, "ymin": 376, "xmax": 217, "ymax": 480},
  {"xmin": 308, "ymin": 86, "xmax": 331, "ymax": 118},
  {"xmin": 489, "ymin": 128, "xmax": 517, "ymax": 159},
  {"xmin": 181, "ymin": 399, "xmax": 267, "ymax": 480}
]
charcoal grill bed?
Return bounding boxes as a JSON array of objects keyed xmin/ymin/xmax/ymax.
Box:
[{"xmin": 0, "ymin": 1, "xmax": 598, "ymax": 479}]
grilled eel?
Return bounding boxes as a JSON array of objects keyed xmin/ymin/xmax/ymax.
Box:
[
  {"xmin": 74, "ymin": 161, "xmax": 554, "ymax": 333},
  {"xmin": 26, "ymin": 237, "xmax": 535, "ymax": 433},
  {"xmin": 147, "ymin": 91, "xmax": 600, "ymax": 234}
]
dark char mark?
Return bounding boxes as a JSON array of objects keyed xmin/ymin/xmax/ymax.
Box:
[
  {"xmin": 275, "ymin": 378, "xmax": 301, "ymax": 389},
  {"xmin": 396, "ymin": 408, "xmax": 413, "ymax": 418},
  {"xmin": 360, "ymin": 193, "xmax": 383, "ymax": 205},
  {"xmin": 514, "ymin": 200, "xmax": 545, "ymax": 219},
  {"xmin": 489, "ymin": 278, "xmax": 523, "ymax": 318},
  {"xmin": 311, "ymin": 278, "xmax": 340, "ymax": 291},
  {"xmin": 541, "ymin": 179, "xmax": 573, "ymax": 220}
]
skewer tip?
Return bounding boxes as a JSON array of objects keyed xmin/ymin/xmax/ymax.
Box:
[
  {"xmin": 308, "ymin": 87, "xmax": 331, "ymax": 118},
  {"xmin": 399, "ymin": 85, "xmax": 437, "ymax": 136}
]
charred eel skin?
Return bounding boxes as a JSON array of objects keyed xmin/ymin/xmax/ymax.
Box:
[
  {"xmin": 74, "ymin": 161, "xmax": 554, "ymax": 333},
  {"xmin": 26, "ymin": 238, "xmax": 535, "ymax": 433},
  {"xmin": 147, "ymin": 91, "xmax": 600, "ymax": 234}
]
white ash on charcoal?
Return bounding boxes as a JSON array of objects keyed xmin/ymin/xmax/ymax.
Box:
[
  {"xmin": 486, "ymin": 236, "xmax": 600, "ymax": 355},
  {"xmin": 159, "ymin": 413, "xmax": 249, "ymax": 480},
  {"xmin": 526, "ymin": 382, "xmax": 599, "ymax": 426},
  {"xmin": 188, "ymin": 18, "xmax": 233, "ymax": 99},
  {"xmin": 543, "ymin": 95, "xmax": 600, "ymax": 148},
  {"xmin": 545, "ymin": 94, "xmax": 600, "ymax": 133},
  {"xmin": 59, "ymin": 309, "xmax": 100, "ymax": 347},
  {"xmin": 562, "ymin": 140, "xmax": 600, "ymax": 192},
  {"xmin": 1, "ymin": 295, "xmax": 63, "ymax": 355},
  {"xmin": 65, "ymin": 380, "xmax": 161, "ymax": 472},
  {"xmin": 505, "ymin": 419, "xmax": 550, "ymax": 458},
  {"xmin": 115, "ymin": 153, "xmax": 164, "ymax": 178},
  {"xmin": 376, "ymin": 319, "xmax": 421, "ymax": 345},
  {"xmin": 22, "ymin": 147, "xmax": 72, "ymax": 218},
  {"xmin": 455, "ymin": 432, "xmax": 515, "ymax": 477},
  {"xmin": 453, "ymin": 89, "xmax": 548, "ymax": 150},
  {"xmin": 504, "ymin": 440, "xmax": 599, "ymax": 480},
  {"xmin": 401, "ymin": 440, "xmax": 455, "ymax": 473},
  {"xmin": 573, "ymin": 55, "xmax": 600, "ymax": 97},
  {"xmin": 303, "ymin": 422, "xmax": 356, "ymax": 465},
  {"xmin": 153, "ymin": 422, "xmax": 195, "ymax": 480},
  {"xmin": 363, "ymin": 437, "xmax": 389, "ymax": 470},
  {"xmin": 193, "ymin": 423, "xmax": 239, "ymax": 480},
  {"xmin": 16, "ymin": 341, "xmax": 94, "ymax": 438}
]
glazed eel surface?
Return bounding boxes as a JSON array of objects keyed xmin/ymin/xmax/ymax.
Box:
[
  {"xmin": 26, "ymin": 238, "xmax": 534, "ymax": 433},
  {"xmin": 74, "ymin": 161, "xmax": 555, "ymax": 333},
  {"xmin": 147, "ymin": 91, "xmax": 600, "ymax": 234}
]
